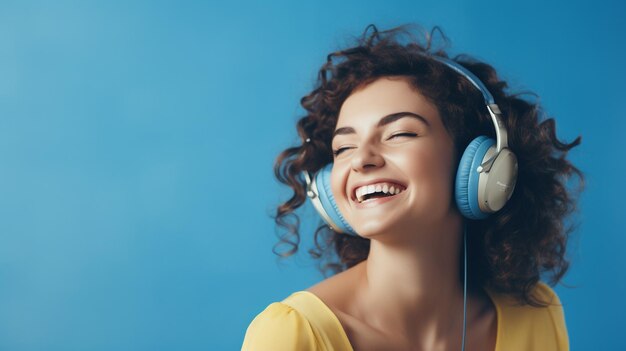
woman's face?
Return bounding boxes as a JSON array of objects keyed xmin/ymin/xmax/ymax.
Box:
[{"xmin": 330, "ymin": 77, "xmax": 459, "ymax": 239}]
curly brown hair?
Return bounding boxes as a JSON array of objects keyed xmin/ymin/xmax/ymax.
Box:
[{"xmin": 273, "ymin": 24, "xmax": 583, "ymax": 306}]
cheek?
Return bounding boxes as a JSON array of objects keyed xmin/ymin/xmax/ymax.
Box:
[{"xmin": 402, "ymin": 145, "xmax": 456, "ymax": 203}]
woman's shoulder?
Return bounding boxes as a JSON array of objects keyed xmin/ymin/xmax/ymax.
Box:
[
  {"xmin": 241, "ymin": 291, "xmax": 354, "ymax": 351},
  {"xmin": 488, "ymin": 281, "xmax": 565, "ymax": 314},
  {"xmin": 487, "ymin": 282, "xmax": 569, "ymax": 350},
  {"xmin": 306, "ymin": 261, "xmax": 366, "ymax": 309},
  {"xmin": 241, "ymin": 298, "xmax": 316, "ymax": 351}
]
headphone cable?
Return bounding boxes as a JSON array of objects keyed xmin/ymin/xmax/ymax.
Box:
[{"xmin": 461, "ymin": 223, "xmax": 468, "ymax": 351}]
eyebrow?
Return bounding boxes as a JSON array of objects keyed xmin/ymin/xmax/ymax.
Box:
[{"xmin": 332, "ymin": 112, "xmax": 430, "ymax": 139}]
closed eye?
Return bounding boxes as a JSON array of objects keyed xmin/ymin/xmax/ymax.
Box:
[
  {"xmin": 333, "ymin": 146, "xmax": 354, "ymax": 157},
  {"xmin": 388, "ymin": 132, "xmax": 417, "ymax": 140}
]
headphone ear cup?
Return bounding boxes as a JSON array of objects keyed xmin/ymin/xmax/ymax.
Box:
[
  {"xmin": 313, "ymin": 164, "xmax": 357, "ymax": 235},
  {"xmin": 455, "ymin": 136, "xmax": 495, "ymax": 220}
]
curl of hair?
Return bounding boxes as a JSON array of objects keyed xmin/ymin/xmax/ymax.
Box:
[{"xmin": 273, "ymin": 24, "xmax": 583, "ymax": 306}]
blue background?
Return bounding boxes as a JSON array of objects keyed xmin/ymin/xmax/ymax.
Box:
[{"xmin": 1, "ymin": 0, "xmax": 624, "ymax": 350}]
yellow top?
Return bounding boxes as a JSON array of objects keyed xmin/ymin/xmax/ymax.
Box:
[{"xmin": 241, "ymin": 282, "xmax": 569, "ymax": 351}]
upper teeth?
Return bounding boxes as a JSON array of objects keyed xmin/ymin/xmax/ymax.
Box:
[{"xmin": 355, "ymin": 182, "xmax": 405, "ymax": 203}]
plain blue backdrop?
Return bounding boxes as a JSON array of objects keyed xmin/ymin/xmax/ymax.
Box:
[{"xmin": 0, "ymin": 0, "xmax": 624, "ymax": 350}]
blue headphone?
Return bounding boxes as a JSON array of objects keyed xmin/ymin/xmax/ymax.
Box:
[{"xmin": 303, "ymin": 56, "xmax": 518, "ymax": 236}]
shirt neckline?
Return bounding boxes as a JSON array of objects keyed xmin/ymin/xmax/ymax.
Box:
[{"xmin": 294, "ymin": 289, "xmax": 501, "ymax": 351}]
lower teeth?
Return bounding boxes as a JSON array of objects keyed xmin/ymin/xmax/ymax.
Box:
[{"xmin": 361, "ymin": 194, "xmax": 396, "ymax": 203}]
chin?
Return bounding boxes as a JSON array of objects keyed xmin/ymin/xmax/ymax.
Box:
[{"xmin": 352, "ymin": 219, "xmax": 406, "ymax": 239}]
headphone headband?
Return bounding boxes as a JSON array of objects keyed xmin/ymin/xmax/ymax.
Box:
[
  {"xmin": 431, "ymin": 56, "xmax": 509, "ymax": 172},
  {"xmin": 431, "ymin": 56, "xmax": 495, "ymax": 104}
]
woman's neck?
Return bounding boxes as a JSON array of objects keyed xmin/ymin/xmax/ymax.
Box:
[{"xmin": 351, "ymin": 212, "xmax": 467, "ymax": 346}]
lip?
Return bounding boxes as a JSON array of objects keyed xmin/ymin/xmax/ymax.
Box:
[{"xmin": 349, "ymin": 178, "xmax": 407, "ymax": 202}]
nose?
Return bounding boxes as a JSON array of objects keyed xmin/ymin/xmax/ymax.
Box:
[{"xmin": 350, "ymin": 143, "xmax": 385, "ymax": 172}]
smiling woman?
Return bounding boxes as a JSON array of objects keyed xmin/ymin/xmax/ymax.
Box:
[
  {"xmin": 329, "ymin": 78, "xmax": 458, "ymax": 239},
  {"xmin": 242, "ymin": 24, "xmax": 583, "ymax": 351}
]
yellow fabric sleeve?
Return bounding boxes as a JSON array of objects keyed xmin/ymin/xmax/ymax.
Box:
[
  {"xmin": 241, "ymin": 302, "xmax": 320, "ymax": 351},
  {"xmin": 535, "ymin": 282, "xmax": 569, "ymax": 350},
  {"xmin": 492, "ymin": 282, "xmax": 569, "ymax": 351}
]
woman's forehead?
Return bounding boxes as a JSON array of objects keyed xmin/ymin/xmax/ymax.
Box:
[{"xmin": 336, "ymin": 77, "xmax": 440, "ymax": 128}]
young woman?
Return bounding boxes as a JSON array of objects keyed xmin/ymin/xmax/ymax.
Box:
[{"xmin": 242, "ymin": 25, "xmax": 582, "ymax": 351}]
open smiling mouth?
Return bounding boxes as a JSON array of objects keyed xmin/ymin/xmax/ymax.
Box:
[{"xmin": 354, "ymin": 182, "xmax": 407, "ymax": 204}]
